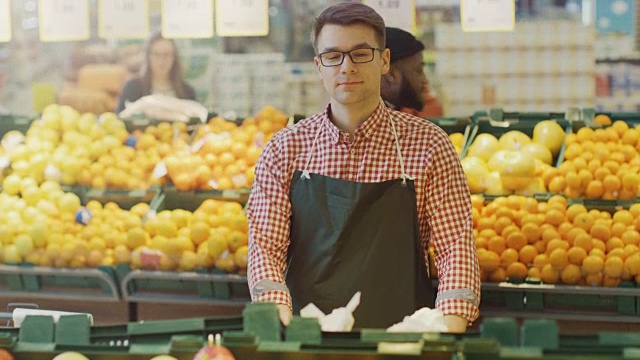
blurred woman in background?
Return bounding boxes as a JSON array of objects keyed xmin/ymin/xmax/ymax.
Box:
[{"xmin": 116, "ymin": 31, "xmax": 196, "ymax": 114}]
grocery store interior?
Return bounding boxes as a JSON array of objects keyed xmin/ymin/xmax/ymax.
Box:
[{"xmin": 2, "ymin": 0, "xmax": 640, "ymax": 359}]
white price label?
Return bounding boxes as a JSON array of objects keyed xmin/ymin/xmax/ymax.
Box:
[
  {"xmin": 0, "ymin": 0, "xmax": 10, "ymax": 42},
  {"xmin": 162, "ymin": 0, "xmax": 214, "ymax": 38},
  {"xmin": 215, "ymin": 0, "xmax": 269, "ymax": 37},
  {"xmin": 98, "ymin": 0, "xmax": 149, "ymax": 39},
  {"xmin": 362, "ymin": 0, "xmax": 415, "ymax": 34},
  {"xmin": 461, "ymin": 0, "xmax": 515, "ymax": 32},
  {"xmin": 38, "ymin": 0, "xmax": 90, "ymax": 42}
]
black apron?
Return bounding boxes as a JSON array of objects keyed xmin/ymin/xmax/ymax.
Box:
[{"xmin": 285, "ymin": 114, "xmax": 435, "ymax": 329}]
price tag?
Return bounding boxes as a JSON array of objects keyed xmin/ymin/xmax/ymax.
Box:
[
  {"xmin": 215, "ymin": 0, "xmax": 269, "ymax": 37},
  {"xmin": 98, "ymin": 0, "xmax": 149, "ymax": 39},
  {"xmin": 38, "ymin": 0, "xmax": 90, "ymax": 42},
  {"xmin": 162, "ymin": 0, "xmax": 214, "ymax": 38},
  {"xmin": 461, "ymin": 0, "xmax": 515, "ymax": 32},
  {"xmin": 362, "ymin": 0, "xmax": 415, "ymax": 34},
  {"xmin": 0, "ymin": 0, "xmax": 11, "ymax": 42}
]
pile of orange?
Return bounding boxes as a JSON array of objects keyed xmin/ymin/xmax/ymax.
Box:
[
  {"xmin": 545, "ymin": 120, "xmax": 640, "ymax": 200},
  {"xmin": 162, "ymin": 105, "xmax": 288, "ymax": 191},
  {"xmin": 474, "ymin": 194, "xmax": 640, "ymax": 286}
]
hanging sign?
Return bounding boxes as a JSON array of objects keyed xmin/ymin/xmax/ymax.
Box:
[
  {"xmin": 215, "ymin": 0, "xmax": 269, "ymax": 37},
  {"xmin": 362, "ymin": 0, "xmax": 415, "ymax": 34},
  {"xmin": 99, "ymin": 0, "xmax": 149, "ymax": 39},
  {"xmin": 38, "ymin": 0, "xmax": 90, "ymax": 42},
  {"xmin": 461, "ymin": 0, "xmax": 515, "ymax": 32},
  {"xmin": 162, "ymin": 0, "xmax": 214, "ymax": 38},
  {"xmin": 0, "ymin": 0, "xmax": 10, "ymax": 42}
]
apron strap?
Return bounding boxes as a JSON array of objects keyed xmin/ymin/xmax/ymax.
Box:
[
  {"xmin": 302, "ymin": 123, "xmax": 324, "ymax": 180},
  {"xmin": 386, "ymin": 108, "xmax": 413, "ymax": 185}
]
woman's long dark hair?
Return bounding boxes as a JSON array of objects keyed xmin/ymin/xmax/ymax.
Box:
[{"xmin": 139, "ymin": 31, "xmax": 190, "ymax": 99}]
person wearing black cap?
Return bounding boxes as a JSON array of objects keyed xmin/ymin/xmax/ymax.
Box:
[{"xmin": 381, "ymin": 27, "xmax": 443, "ymax": 116}]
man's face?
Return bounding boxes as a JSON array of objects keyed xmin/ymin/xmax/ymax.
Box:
[
  {"xmin": 314, "ymin": 24, "xmax": 390, "ymax": 107},
  {"xmin": 396, "ymin": 52, "xmax": 428, "ymax": 111}
]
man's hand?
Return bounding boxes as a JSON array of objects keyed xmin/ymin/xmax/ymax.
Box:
[
  {"xmin": 277, "ymin": 304, "xmax": 293, "ymax": 326},
  {"xmin": 443, "ymin": 314, "xmax": 468, "ymax": 333}
]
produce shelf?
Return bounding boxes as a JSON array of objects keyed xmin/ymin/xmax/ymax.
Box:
[
  {"xmin": 0, "ymin": 264, "xmax": 120, "ymax": 302},
  {"xmin": 158, "ymin": 186, "xmax": 251, "ymax": 211},
  {"xmin": 84, "ymin": 187, "xmax": 159, "ymax": 210},
  {"xmin": 119, "ymin": 267, "xmax": 250, "ymax": 306}
]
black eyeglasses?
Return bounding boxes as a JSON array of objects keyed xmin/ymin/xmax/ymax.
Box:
[{"xmin": 317, "ymin": 47, "xmax": 384, "ymax": 67}]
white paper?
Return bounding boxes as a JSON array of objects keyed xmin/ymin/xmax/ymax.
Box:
[
  {"xmin": 38, "ymin": 0, "xmax": 90, "ymax": 42},
  {"xmin": 386, "ymin": 307, "xmax": 448, "ymax": 333},
  {"xmin": 300, "ymin": 291, "xmax": 361, "ymax": 332},
  {"xmin": 0, "ymin": 0, "xmax": 10, "ymax": 42},
  {"xmin": 461, "ymin": 0, "xmax": 515, "ymax": 32},
  {"xmin": 162, "ymin": 0, "xmax": 214, "ymax": 38},
  {"xmin": 363, "ymin": 0, "xmax": 415, "ymax": 34},
  {"xmin": 215, "ymin": 0, "xmax": 269, "ymax": 37},
  {"xmin": 98, "ymin": 0, "xmax": 149, "ymax": 39},
  {"xmin": 12, "ymin": 308, "xmax": 93, "ymax": 328}
]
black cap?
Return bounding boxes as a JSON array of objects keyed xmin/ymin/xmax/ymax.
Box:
[{"xmin": 385, "ymin": 27, "xmax": 425, "ymax": 63}]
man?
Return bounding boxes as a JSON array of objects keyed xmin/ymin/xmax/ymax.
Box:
[
  {"xmin": 247, "ymin": 2, "xmax": 479, "ymax": 332},
  {"xmin": 381, "ymin": 27, "xmax": 443, "ymax": 117}
]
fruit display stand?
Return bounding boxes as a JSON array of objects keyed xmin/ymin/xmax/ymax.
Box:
[
  {"xmin": 0, "ymin": 114, "xmax": 34, "ymax": 138},
  {"xmin": 3, "ymin": 303, "xmax": 640, "ymax": 359}
]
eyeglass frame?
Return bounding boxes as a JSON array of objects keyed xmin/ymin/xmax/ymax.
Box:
[{"xmin": 316, "ymin": 47, "xmax": 386, "ymax": 67}]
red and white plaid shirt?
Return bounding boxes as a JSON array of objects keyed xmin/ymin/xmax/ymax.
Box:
[{"xmin": 247, "ymin": 101, "xmax": 480, "ymax": 322}]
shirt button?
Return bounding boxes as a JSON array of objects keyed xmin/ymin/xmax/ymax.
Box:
[{"xmin": 350, "ymin": 149, "xmax": 356, "ymax": 155}]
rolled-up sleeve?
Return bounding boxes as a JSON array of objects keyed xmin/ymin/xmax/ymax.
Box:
[
  {"xmin": 246, "ymin": 137, "xmax": 293, "ymax": 310},
  {"xmin": 425, "ymin": 130, "xmax": 481, "ymax": 323}
]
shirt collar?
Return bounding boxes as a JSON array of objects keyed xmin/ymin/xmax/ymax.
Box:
[{"xmin": 322, "ymin": 99, "xmax": 389, "ymax": 144}]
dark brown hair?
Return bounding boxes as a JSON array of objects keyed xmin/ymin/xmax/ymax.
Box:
[
  {"xmin": 139, "ymin": 31, "xmax": 190, "ymax": 99},
  {"xmin": 311, "ymin": 2, "xmax": 386, "ymax": 53}
]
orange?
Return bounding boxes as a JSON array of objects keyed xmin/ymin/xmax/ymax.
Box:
[
  {"xmin": 544, "ymin": 209, "xmax": 566, "ymax": 226},
  {"xmin": 585, "ymin": 272, "xmax": 603, "ymax": 286},
  {"xmin": 612, "ymin": 120, "xmax": 630, "ymax": 136},
  {"xmin": 578, "ymin": 169, "xmax": 594, "ymax": 188},
  {"xmin": 567, "ymin": 246, "xmax": 587, "ymax": 265},
  {"xmin": 622, "ymin": 128, "xmax": 640, "ymax": 145},
  {"xmin": 565, "ymin": 227, "xmax": 587, "ymax": 244},
  {"xmin": 518, "ymin": 245, "xmax": 538, "ymax": 265},
  {"xmin": 564, "ymin": 144, "xmax": 582, "ymax": 160},
  {"xmin": 477, "ymin": 216, "xmax": 496, "ymax": 231},
  {"xmin": 589, "ymin": 248, "xmax": 606, "ymax": 260},
  {"xmin": 547, "ymin": 239, "xmax": 570, "ymax": 254},
  {"xmin": 573, "ymin": 233, "xmax": 594, "ymax": 252},
  {"xmin": 494, "ymin": 216, "xmax": 514, "ymax": 235},
  {"xmin": 489, "ymin": 268, "xmax": 507, "ymax": 282},
  {"xmin": 629, "ymin": 203, "xmax": 640, "ymax": 218},
  {"xmin": 549, "ymin": 248, "xmax": 569, "ymax": 270},
  {"xmin": 621, "ymin": 229, "xmax": 640, "ymax": 246},
  {"xmin": 611, "ymin": 222, "xmax": 627, "ymax": 238},
  {"xmin": 594, "ymin": 167, "xmax": 611, "ymax": 181},
  {"xmin": 606, "ymin": 237, "xmax": 625, "ymax": 252},
  {"xmin": 557, "ymin": 222, "xmax": 573, "ymax": 240},
  {"xmin": 604, "ymin": 256, "xmax": 624, "ymax": 278},
  {"xmin": 533, "ymin": 253, "xmax": 549, "ymax": 269},
  {"xmin": 603, "ymin": 174, "xmax": 621, "ymax": 192},
  {"xmin": 521, "ymin": 223, "xmax": 542, "ymax": 244},
  {"xmin": 543, "ymin": 168, "xmax": 560, "ymax": 187},
  {"xmin": 470, "ymin": 194, "xmax": 484, "ymax": 210},
  {"xmin": 633, "ymin": 217, "xmax": 640, "ymax": 232},
  {"xmin": 585, "ymin": 180, "xmax": 605, "ymax": 199},
  {"xmin": 560, "ymin": 264, "xmax": 582, "ymax": 285},
  {"xmin": 573, "ymin": 213, "xmax": 595, "ymax": 232},
  {"xmin": 587, "ymin": 159, "xmax": 603, "ymax": 173},
  {"xmin": 594, "ymin": 128, "xmax": 608, "ymax": 142},
  {"xmin": 572, "ymin": 157, "xmax": 588, "ymax": 171},
  {"xmin": 522, "ymin": 198, "xmax": 539, "ymax": 213},
  {"xmin": 582, "ymin": 255, "xmax": 604, "ymax": 274},
  {"xmin": 603, "ymin": 160, "xmax": 620, "ymax": 176},
  {"xmin": 548, "ymin": 176, "xmax": 567, "ymax": 193},
  {"xmin": 478, "ymin": 250, "xmax": 501, "ymax": 272},
  {"xmin": 565, "ymin": 133, "xmax": 578, "ymax": 146},
  {"xmin": 589, "ymin": 222, "xmax": 611, "ymax": 241},
  {"xmin": 476, "ymin": 237, "xmax": 488, "ymax": 249},
  {"xmin": 605, "ymin": 127, "xmax": 620, "ymax": 142},
  {"xmin": 613, "ymin": 210, "xmax": 634, "ymax": 226},
  {"xmin": 505, "ymin": 230, "xmax": 527, "ymax": 251},
  {"xmin": 541, "ymin": 228, "xmax": 561, "ymax": 243},
  {"xmin": 540, "ymin": 263, "xmax": 560, "ymax": 284},
  {"xmin": 534, "ymin": 240, "xmax": 547, "ymax": 254},
  {"xmin": 607, "ymin": 248, "xmax": 626, "ymax": 260},
  {"xmin": 500, "ymin": 248, "xmax": 519, "ymax": 267},
  {"xmin": 624, "ymin": 253, "xmax": 640, "ymax": 276},
  {"xmin": 603, "ymin": 275, "xmax": 621, "ymax": 287},
  {"xmin": 558, "ymin": 162, "xmax": 577, "ymax": 176},
  {"xmin": 506, "ymin": 262, "xmax": 528, "ymax": 281},
  {"xmin": 487, "ymin": 236, "xmax": 506, "ymax": 254},
  {"xmin": 528, "ymin": 267, "xmax": 541, "ymax": 279},
  {"xmin": 496, "ymin": 207, "xmax": 515, "ymax": 220},
  {"xmin": 479, "ymin": 228, "xmax": 498, "ymax": 239},
  {"xmin": 566, "ymin": 204, "xmax": 588, "ymax": 222},
  {"xmin": 563, "ymin": 187, "xmax": 583, "ymax": 199},
  {"xmin": 576, "ymin": 127, "xmax": 595, "ymax": 143}
]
